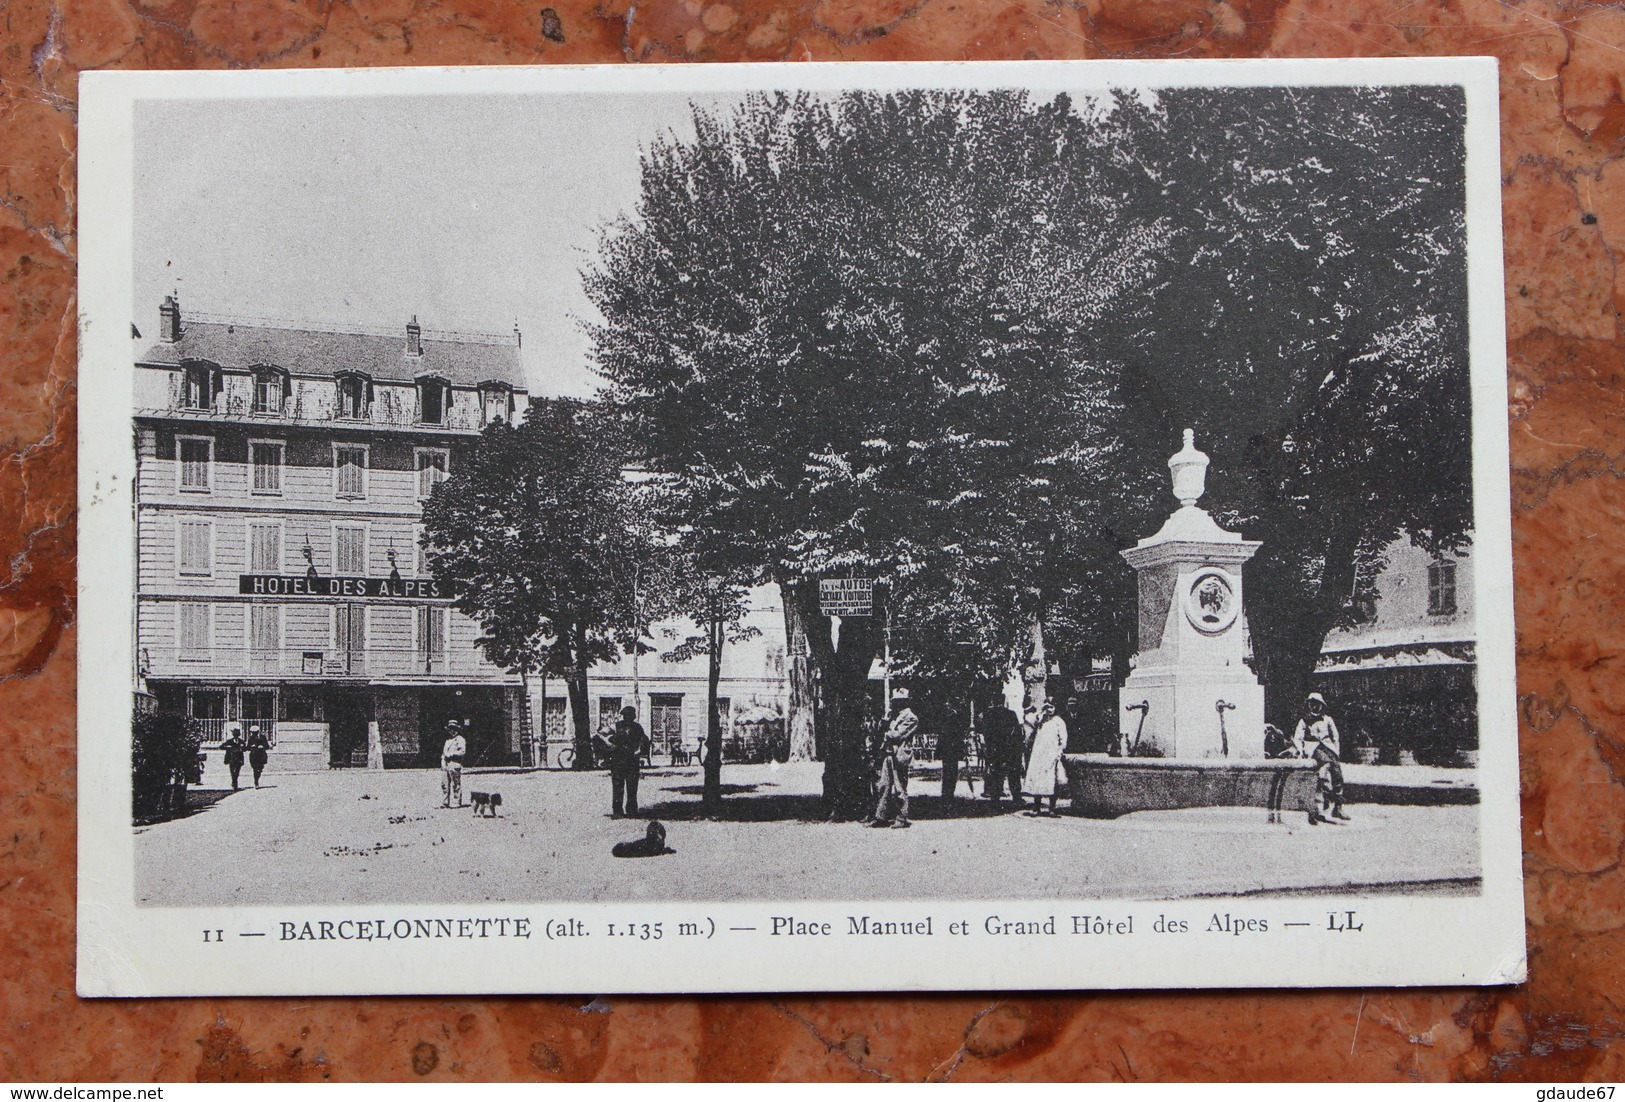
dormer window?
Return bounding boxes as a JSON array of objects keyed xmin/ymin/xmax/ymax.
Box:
[
  {"xmin": 252, "ymin": 368, "xmax": 288, "ymax": 415},
  {"xmin": 335, "ymin": 372, "xmax": 370, "ymax": 420},
  {"xmin": 417, "ymin": 376, "xmax": 450, "ymax": 426},
  {"xmin": 480, "ymin": 383, "xmax": 512, "ymax": 425},
  {"xmin": 181, "ymin": 364, "xmax": 213, "ymax": 411}
]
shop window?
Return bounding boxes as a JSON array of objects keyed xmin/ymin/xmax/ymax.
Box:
[{"xmin": 186, "ymin": 687, "xmax": 228, "ymax": 745}]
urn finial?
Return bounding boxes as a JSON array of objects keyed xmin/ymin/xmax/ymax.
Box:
[{"xmin": 1168, "ymin": 428, "xmax": 1209, "ymax": 507}]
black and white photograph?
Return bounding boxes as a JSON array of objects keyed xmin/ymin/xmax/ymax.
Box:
[{"xmin": 77, "ymin": 59, "xmax": 1523, "ymax": 996}]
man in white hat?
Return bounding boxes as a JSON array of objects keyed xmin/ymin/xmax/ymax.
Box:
[
  {"xmin": 870, "ymin": 688, "xmax": 920, "ymax": 828},
  {"xmin": 440, "ymin": 720, "xmax": 467, "ymax": 809},
  {"xmin": 1293, "ymin": 692, "xmax": 1349, "ymax": 823}
]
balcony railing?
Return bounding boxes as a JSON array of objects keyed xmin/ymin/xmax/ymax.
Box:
[
  {"xmin": 141, "ymin": 645, "xmax": 505, "ymax": 680},
  {"xmin": 135, "ymin": 405, "xmax": 491, "ymax": 436}
]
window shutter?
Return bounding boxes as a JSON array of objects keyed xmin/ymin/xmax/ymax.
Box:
[
  {"xmin": 252, "ymin": 443, "xmax": 282, "ymax": 493},
  {"xmin": 336, "ymin": 447, "xmax": 365, "ymax": 498},
  {"xmin": 419, "ymin": 607, "xmax": 445, "ymax": 656},
  {"xmin": 250, "ymin": 605, "xmax": 280, "ymax": 651},
  {"xmin": 179, "ymin": 604, "xmax": 211, "ymax": 654},
  {"xmin": 250, "ymin": 524, "xmax": 280, "ymax": 573},
  {"xmin": 179, "ymin": 438, "xmax": 211, "ymax": 489},
  {"xmin": 336, "ymin": 527, "xmax": 366, "ymax": 575},
  {"xmin": 179, "ymin": 519, "xmax": 211, "ymax": 576}
]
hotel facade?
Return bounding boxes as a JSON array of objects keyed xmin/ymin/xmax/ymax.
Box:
[{"xmin": 133, "ymin": 297, "xmax": 530, "ymax": 771}]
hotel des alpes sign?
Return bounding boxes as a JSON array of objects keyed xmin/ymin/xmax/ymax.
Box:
[{"xmin": 133, "ymin": 297, "xmax": 530, "ymax": 771}]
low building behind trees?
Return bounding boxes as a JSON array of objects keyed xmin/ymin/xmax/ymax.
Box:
[{"xmin": 1315, "ymin": 536, "xmax": 1477, "ymax": 765}]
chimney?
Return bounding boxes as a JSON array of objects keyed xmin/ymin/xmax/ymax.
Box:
[
  {"xmin": 406, "ymin": 315, "xmax": 423, "ymax": 356},
  {"xmin": 513, "ymin": 321, "xmax": 522, "ymax": 349},
  {"xmin": 159, "ymin": 295, "xmax": 182, "ymax": 342}
]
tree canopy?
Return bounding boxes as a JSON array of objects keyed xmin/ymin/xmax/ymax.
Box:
[
  {"xmin": 420, "ymin": 400, "xmax": 656, "ymax": 761},
  {"xmin": 584, "ymin": 84, "xmax": 1473, "ymax": 807}
]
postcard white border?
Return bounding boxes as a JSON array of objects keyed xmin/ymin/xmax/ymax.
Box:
[{"xmin": 77, "ymin": 57, "xmax": 1524, "ymax": 997}]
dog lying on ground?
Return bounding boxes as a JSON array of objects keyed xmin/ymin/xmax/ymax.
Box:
[
  {"xmin": 612, "ymin": 819, "xmax": 675, "ymax": 858},
  {"xmin": 470, "ymin": 791, "xmax": 502, "ymax": 817}
]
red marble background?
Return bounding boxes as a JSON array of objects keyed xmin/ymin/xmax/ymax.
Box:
[{"xmin": 2, "ymin": 0, "xmax": 1622, "ymax": 1081}]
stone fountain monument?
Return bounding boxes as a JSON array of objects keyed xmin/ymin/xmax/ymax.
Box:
[
  {"xmin": 1117, "ymin": 429, "xmax": 1265, "ymax": 760},
  {"xmin": 1062, "ymin": 430, "xmax": 1315, "ymax": 820}
]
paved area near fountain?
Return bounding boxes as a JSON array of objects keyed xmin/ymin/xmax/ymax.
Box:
[{"xmin": 135, "ymin": 760, "xmax": 1481, "ymax": 907}]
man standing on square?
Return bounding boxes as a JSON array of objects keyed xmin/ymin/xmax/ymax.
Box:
[
  {"xmin": 980, "ymin": 701, "xmax": 1024, "ymax": 806},
  {"xmin": 870, "ymin": 689, "xmax": 919, "ymax": 829},
  {"xmin": 609, "ymin": 705, "xmax": 651, "ymax": 818},
  {"xmin": 440, "ymin": 720, "xmax": 466, "ymax": 809}
]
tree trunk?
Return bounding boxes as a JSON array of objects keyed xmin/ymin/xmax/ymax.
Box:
[
  {"xmin": 783, "ymin": 592, "xmax": 817, "ymax": 761},
  {"xmin": 1254, "ymin": 530, "xmax": 1360, "ymax": 731},
  {"xmin": 786, "ymin": 579, "xmax": 882, "ymax": 819},
  {"xmin": 1022, "ymin": 614, "xmax": 1048, "ymax": 712},
  {"xmin": 565, "ymin": 666, "xmax": 592, "ymax": 769},
  {"xmin": 566, "ymin": 624, "xmax": 593, "ymax": 770},
  {"xmin": 517, "ymin": 667, "xmax": 532, "ymax": 767},
  {"xmin": 703, "ymin": 613, "xmax": 725, "ymax": 809}
]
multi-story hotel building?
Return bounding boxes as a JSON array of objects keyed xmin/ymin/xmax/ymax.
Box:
[{"xmin": 134, "ymin": 297, "xmax": 530, "ymax": 772}]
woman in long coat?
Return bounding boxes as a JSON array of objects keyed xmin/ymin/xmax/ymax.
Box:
[{"xmin": 1022, "ymin": 700, "xmax": 1068, "ymax": 816}]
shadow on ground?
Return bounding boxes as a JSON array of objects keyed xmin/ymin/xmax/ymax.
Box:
[
  {"xmin": 133, "ymin": 785, "xmax": 244, "ymax": 827},
  {"xmin": 637, "ymin": 780, "xmax": 1036, "ymax": 824}
]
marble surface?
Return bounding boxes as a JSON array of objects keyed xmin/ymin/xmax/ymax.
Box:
[{"xmin": 3, "ymin": 0, "xmax": 1623, "ymax": 1082}]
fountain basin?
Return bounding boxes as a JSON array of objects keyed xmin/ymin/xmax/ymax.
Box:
[{"xmin": 1062, "ymin": 754, "xmax": 1318, "ymax": 821}]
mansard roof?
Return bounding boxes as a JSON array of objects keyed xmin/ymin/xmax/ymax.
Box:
[{"xmin": 139, "ymin": 319, "xmax": 526, "ymax": 391}]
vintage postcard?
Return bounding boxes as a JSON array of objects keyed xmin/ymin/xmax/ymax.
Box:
[{"xmin": 77, "ymin": 58, "xmax": 1524, "ymax": 996}]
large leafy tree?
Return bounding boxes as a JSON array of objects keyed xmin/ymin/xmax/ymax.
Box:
[
  {"xmin": 877, "ymin": 85, "xmax": 1474, "ymax": 733},
  {"xmin": 659, "ymin": 571, "xmax": 760, "ymax": 809},
  {"xmin": 1086, "ymin": 86, "xmax": 1474, "ymax": 725},
  {"xmin": 420, "ymin": 400, "xmax": 655, "ymax": 765},
  {"xmin": 586, "ymin": 90, "xmax": 1157, "ymax": 814},
  {"xmin": 637, "ymin": 473, "xmax": 764, "ymax": 808},
  {"xmin": 585, "ymin": 83, "xmax": 1472, "ymax": 807}
]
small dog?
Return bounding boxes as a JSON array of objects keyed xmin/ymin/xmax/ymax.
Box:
[
  {"xmin": 469, "ymin": 791, "xmax": 502, "ymax": 818},
  {"xmin": 612, "ymin": 819, "xmax": 674, "ymax": 858}
]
